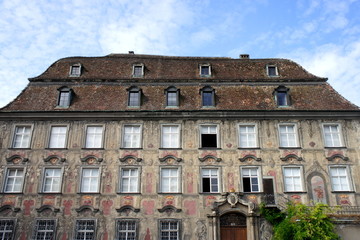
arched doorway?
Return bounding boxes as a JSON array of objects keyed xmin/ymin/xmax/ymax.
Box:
[{"xmin": 220, "ymin": 212, "xmax": 247, "ymax": 240}]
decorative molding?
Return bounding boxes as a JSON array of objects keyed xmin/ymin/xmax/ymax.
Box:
[
  {"xmin": 239, "ymin": 155, "xmax": 261, "ymax": 162},
  {"xmin": 158, "ymin": 205, "xmax": 182, "ymax": 213},
  {"xmin": 199, "ymin": 155, "xmax": 222, "ymax": 162},
  {"xmin": 44, "ymin": 155, "xmax": 66, "ymax": 164},
  {"xmin": 75, "ymin": 205, "xmax": 99, "ymax": 213},
  {"xmin": 326, "ymin": 154, "xmax": 349, "ymax": 162},
  {"xmin": 119, "ymin": 155, "xmax": 142, "ymax": 163},
  {"xmin": 211, "ymin": 192, "xmax": 255, "ymax": 215},
  {"xmin": 36, "ymin": 205, "xmax": 60, "ymax": 213},
  {"xmin": 6, "ymin": 155, "xmax": 28, "ymax": 164},
  {"xmin": 280, "ymin": 154, "xmax": 303, "ymax": 162},
  {"xmin": 0, "ymin": 205, "xmax": 20, "ymax": 213},
  {"xmin": 116, "ymin": 205, "xmax": 140, "ymax": 213},
  {"xmin": 159, "ymin": 155, "xmax": 182, "ymax": 163},
  {"xmin": 80, "ymin": 155, "xmax": 103, "ymax": 164}
]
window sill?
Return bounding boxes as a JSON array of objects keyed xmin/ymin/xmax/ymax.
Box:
[
  {"xmin": 331, "ymin": 191, "xmax": 355, "ymax": 193},
  {"xmin": 159, "ymin": 148, "xmax": 182, "ymax": 150},
  {"xmin": 2, "ymin": 192, "xmax": 23, "ymax": 194},
  {"xmin": 78, "ymin": 192, "xmax": 101, "ymax": 194},
  {"xmin": 241, "ymin": 191, "xmax": 262, "ymax": 194},
  {"xmin": 283, "ymin": 191, "xmax": 307, "ymax": 194},
  {"xmin": 81, "ymin": 148, "xmax": 104, "ymax": 150},
  {"xmin": 39, "ymin": 192, "xmax": 62, "ymax": 194},
  {"xmin": 324, "ymin": 146, "xmax": 347, "ymax": 149},
  {"xmin": 45, "ymin": 148, "xmax": 68, "ymax": 150},
  {"xmin": 200, "ymin": 192, "xmax": 221, "ymax": 195},
  {"xmin": 120, "ymin": 148, "xmax": 142, "ymax": 150},
  {"xmin": 279, "ymin": 147, "xmax": 302, "ymax": 149},
  {"xmin": 54, "ymin": 106, "xmax": 70, "ymax": 109},
  {"xmin": 165, "ymin": 106, "xmax": 179, "ymax": 109},
  {"xmin": 117, "ymin": 192, "xmax": 141, "ymax": 195},
  {"xmin": 158, "ymin": 192, "xmax": 182, "ymax": 195},
  {"xmin": 201, "ymin": 106, "xmax": 215, "ymax": 108},
  {"xmin": 238, "ymin": 147, "xmax": 260, "ymax": 150},
  {"xmin": 8, "ymin": 148, "xmax": 31, "ymax": 150},
  {"xmin": 199, "ymin": 148, "xmax": 222, "ymax": 150},
  {"xmin": 127, "ymin": 106, "xmax": 140, "ymax": 108}
]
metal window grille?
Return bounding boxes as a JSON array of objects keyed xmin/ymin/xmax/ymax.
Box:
[
  {"xmin": 160, "ymin": 220, "xmax": 179, "ymax": 240},
  {"xmin": 116, "ymin": 220, "xmax": 137, "ymax": 240},
  {"xmin": 0, "ymin": 220, "xmax": 15, "ymax": 240},
  {"xmin": 74, "ymin": 220, "xmax": 95, "ymax": 240},
  {"xmin": 32, "ymin": 219, "xmax": 56, "ymax": 240}
]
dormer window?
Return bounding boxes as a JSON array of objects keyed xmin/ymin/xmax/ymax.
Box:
[
  {"xmin": 274, "ymin": 85, "xmax": 290, "ymax": 107},
  {"xmin": 127, "ymin": 86, "xmax": 142, "ymax": 107},
  {"xmin": 165, "ymin": 86, "xmax": 179, "ymax": 107},
  {"xmin": 267, "ymin": 65, "xmax": 278, "ymax": 77},
  {"xmin": 132, "ymin": 64, "xmax": 144, "ymax": 77},
  {"xmin": 57, "ymin": 86, "xmax": 73, "ymax": 107},
  {"xmin": 200, "ymin": 64, "xmax": 211, "ymax": 77},
  {"xmin": 200, "ymin": 86, "xmax": 215, "ymax": 107},
  {"xmin": 69, "ymin": 64, "xmax": 81, "ymax": 77}
]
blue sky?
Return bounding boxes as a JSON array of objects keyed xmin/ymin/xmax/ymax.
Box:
[{"xmin": 1, "ymin": 0, "xmax": 359, "ymax": 107}]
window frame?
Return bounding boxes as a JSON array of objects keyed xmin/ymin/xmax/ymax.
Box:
[
  {"xmin": 32, "ymin": 219, "xmax": 57, "ymax": 240},
  {"xmin": 322, "ymin": 123, "xmax": 344, "ymax": 148},
  {"xmin": 0, "ymin": 219, "xmax": 16, "ymax": 240},
  {"xmin": 160, "ymin": 124, "xmax": 181, "ymax": 149},
  {"xmin": 199, "ymin": 124, "xmax": 219, "ymax": 149},
  {"xmin": 200, "ymin": 86, "xmax": 215, "ymax": 107},
  {"xmin": 200, "ymin": 167, "xmax": 221, "ymax": 193},
  {"xmin": 165, "ymin": 86, "xmax": 179, "ymax": 107},
  {"xmin": 115, "ymin": 218, "xmax": 139, "ymax": 240},
  {"xmin": 266, "ymin": 65, "xmax": 278, "ymax": 77},
  {"xmin": 79, "ymin": 167, "xmax": 101, "ymax": 193},
  {"xmin": 48, "ymin": 125, "xmax": 68, "ymax": 149},
  {"xmin": 282, "ymin": 165, "xmax": 305, "ymax": 192},
  {"xmin": 3, "ymin": 167, "xmax": 26, "ymax": 193},
  {"xmin": 119, "ymin": 167, "xmax": 141, "ymax": 193},
  {"xmin": 57, "ymin": 86, "xmax": 73, "ymax": 107},
  {"xmin": 41, "ymin": 167, "xmax": 64, "ymax": 193},
  {"xmin": 159, "ymin": 167, "xmax": 181, "ymax": 194},
  {"xmin": 240, "ymin": 166, "xmax": 262, "ymax": 193},
  {"xmin": 121, "ymin": 124, "xmax": 142, "ymax": 149},
  {"xmin": 132, "ymin": 64, "xmax": 144, "ymax": 78},
  {"xmin": 69, "ymin": 63, "xmax": 82, "ymax": 77},
  {"xmin": 74, "ymin": 219, "xmax": 96, "ymax": 240},
  {"xmin": 11, "ymin": 125, "xmax": 33, "ymax": 149},
  {"xmin": 127, "ymin": 86, "xmax": 142, "ymax": 107},
  {"xmin": 329, "ymin": 165, "xmax": 353, "ymax": 192},
  {"xmin": 238, "ymin": 123, "xmax": 259, "ymax": 148},
  {"xmin": 158, "ymin": 219, "xmax": 181, "ymax": 240},
  {"xmin": 84, "ymin": 125, "xmax": 105, "ymax": 149},
  {"xmin": 199, "ymin": 64, "xmax": 211, "ymax": 77},
  {"xmin": 278, "ymin": 123, "xmax": 299, "ymax": 148},
  {"xmin": 274, "ymin": 85, "xmax": 290, "ymax": 107}
]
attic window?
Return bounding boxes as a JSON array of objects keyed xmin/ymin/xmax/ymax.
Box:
[
  {"xmin": 274, "ymin": 85, "xmax": 290, "ymax": 107},
  {"xmin": 132, "ymin": 64, "xmax": 144, "ymax": 77},
  {"xmin": 200, "ymin": 86, "xmax": 215, "ymax": 107},
  {"xmin": 57, "ymin": 86, "xmax": 73, "ymax": 107},
  {"xmin": 165, "ymin": 86, "xmax": 179, "ymax": 107},
  {"xmin": 267, "ymin": 65, "xmax": 278, "ymax": 77},
  {"xmin": 200, "ymin": 64, "xmax": 211, "ymax": 77},
  {"xmin": 127, "ymin": 86, "xmax": 142, "ymax": 107},
  {"xmin": 69, "ymin": 64, "xmax": 81, "ymax": 77}
]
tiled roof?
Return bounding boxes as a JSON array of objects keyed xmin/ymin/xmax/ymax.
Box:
[{"xmin": 1, "ymin": 54, "xmax": 359, "ymax": 111}]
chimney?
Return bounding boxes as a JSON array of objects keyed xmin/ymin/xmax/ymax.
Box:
[
  {"xmin": 240, "ymin": 54, "xmax": 249, "ymax": 59},
  {"xmin": 128, "ymin": 51, "xmax": 135, "ymax": 54}
]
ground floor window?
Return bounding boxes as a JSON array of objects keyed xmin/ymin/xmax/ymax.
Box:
[
  {"xmin": 0, "ymin": 219, "xmax": 15, "ymax": 240},
  {"xmin": 116, "ymin": 219, "xmax": 138, "ymax": 240},
  {"xmin": 159, "ymin": 219, "xmax": 180, "ymax": 240},
  {"xmin": 32, "ymin": 219, "xmax": 56, "ymax": 240},
  {"xmin": 74, "ymin": 219, "xmax": 96, "ymax": 240}
]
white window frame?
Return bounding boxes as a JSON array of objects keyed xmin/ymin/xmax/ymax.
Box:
[
  {"xmin": 240, "ymin": 166, "xmax": 262, "ymax": 193},
  {"xmin": 115, "ymin": 219, "xmax": 138, "ymax": 240},
  {"xmin": 238, "ymin": 124, "xmax": 258, "ymax": 148},
  {"xmin": 122, "ymin": 124, "xmax": 142, "ymax": 148},
  {"xmin": 282, "ymin": 166, "xmax": 304, "ymax": 192},
  {"xmin": 200, "ymin": 167, "xmax": 220, "ymax": 193},
  {"xmin": 32, "ymin": 219, "xmax": 57, "ymax": 240},
  {"xmin": 84, "ymin": 125, "xmax": 104, "ymax": 149},
  {"xmin": 267, "ymin": 65, "xmax": 278, "ymax": 77},
  {"xmin": 161, "ymin": 124, "xmax": 181, "ymax": 149},
  {"xmin": 41, "ymin": 168, "xmax": 63, "ymax": 193},
  {"xmin": 48, "ymin": 125, "xmax": 68, "ymax": 149},
  {"xmin": 160, "ymin": 167, "xmax": 181, "ymax": 193},
  {"xmin": 3, "ymin": 168, "xmax": 25, "ymax": 193},
  {"xmin": 80, "ymin": 168, "xmax": 101, "ymax": 193},
  {"xmin": 199, "ymin": 124, "xmax": 219, "ymax": 148},
  {"xmin": 119, "ymin": 167, "xmax": 140, "ymax": 193},
  {"xmin": 278, "ymin": 123, "xmax": 299, "ymax": 148},
  {"xmin": 329, "ymin": 165, "xmax": 353, "ymax": 192},
  {"xmin": 322, "ymin": 123, "xmax": 344, "ymax": 147},
  {"xmin": 159, "ymin": 219, "xmax": 181, "ymax": 240},
  {"xmin": 11, "ymin": 125, "xmax": 33, "ymax": 148},
  {"xmin": 0, "ymin": 219, "xmax": 16, "ymax": 240},
  {"xmin": 74, "ymin": 219, "xmax": 96, "ymax": 240},
  {"xmin": 199, "ymin": 64, "xmax": 211, "ymax": 77},
  {"xmin": 132, "ymin": 64, "xmax": 144, "ymax": 78}
]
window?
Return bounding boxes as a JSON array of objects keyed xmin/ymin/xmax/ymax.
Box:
[
  {"xmin": 165, "ymin": 86, "xmax": 179, "ymax": 107},
  {"xmin": 127, "ymin": 86, "xmax": 141, "ymax": 107},
  {"xmin": 283, "ymin": 166, "xmax": 304, "ymax": 192},
  {"xmin": 32, "ymin": 219, "xmax": 56, "ymax": 240},
  {"xmin": 274, "ymin": 85, "xmax": 290, "ymax": 106},
  {"xmin": 159, "ymin": 219, "xmax": 180, "ymax": 240},
  {"xmin": 0, "ymin": 219, "xmax": 15, "ymax": 240},
  {"xmin": 200, "ymin": 64, "xmax": 211, "ymax": 77},
  {"xmin": 48, "ymin": 126, "xmax": 67, "ymax": 148},
  {"xmin": 200, "ymin": 86, "xmax": 215, "ymax": 107},
  {"xmin": 74, "ymin": 220, "xmax": 96, "ymax": 240},
  {"xmin": 201, "ymin": 168, "xmax": 219, "ymax": 193},
  {"xmin": 239, "ymin": 124, "xmax": 257, "ymax": 148},
  {"xmin": 12, "ymin": 126, "xmax": 32, "ymax": 148},
  {"xmin": 160, "ymin": 168, "xmax": 180, "ymax": 193},
  {"xmin": 267, "ymin": 65, "xmax": 278, "ymax": 76},
  {"xmin": 161, "ymin": 125, "xmax": 180, "ymax": 148},
  {"xmin": 42, "ymin": 168, "xmax": 62, "ymax": 193},
  {"xmin": 4, "ymin": 168, "xmax": 24, "ymax": 193},
  {"xmin": 85, "ymin": 126, "xmax": 103, "ymax": 148},
  {"xmin": 69, "ymin": 64, "xmax": 81, "ymax": 77},
  {"xmin": 278, "ymin": 124, "xmax": 298, "ymax": 148},
  {"xmin": 323, "ymin": 124, "xmax": 343, "ymax": 147},
  {"xmin": 200, "ymin": 125, "xmax": 218, "ymax": 148},
  {"xmin": 116, "ymin": 219, "xmax": 138, "ymax": 240},
  {"xmin": 329, "ymin": 166, "xmax": 352, "ymax": 191},
  {"xmin": 241, "ymin": 167, "xmax": 260, "ymax": 192},
  {"xmin": 120, "ymin": 168, "xmax": 139, "ymax": 193},
  {"xmin": 122, "ymin": 125, "xmax": 141, "ymax": 148},
  {"xmin": 57, "ymin": 86, "xmax": 73, "ymax": 107},
  {"xmin": 132, "ymin": 64, "xmax": 144, "ymax": 77},
  {"xmin": 80, "ymin": 168, "xmax": 100, "ymax": 193}
]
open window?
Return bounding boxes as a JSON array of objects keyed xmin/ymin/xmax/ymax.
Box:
[{"xmin": 200, "ymin": 125, "xmax": 218, "ymax": 148}]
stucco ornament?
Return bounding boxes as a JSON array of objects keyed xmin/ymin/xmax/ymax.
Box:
[{"xmin": 195, "ymin": 220, "xmax": 207, "ymax": 240}]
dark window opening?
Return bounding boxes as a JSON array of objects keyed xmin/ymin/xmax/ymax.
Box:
[
  {"xmin": 243, "ymin": 178, "xmax": 251, "ymax": 192},
  {"xmin": 267, "ymin": 66, "xmax": 277, "ymax": 76},
  {"xmin": 277, "ymin": 91, "xmax": 288, "ymax": 106},
  {"xmin": 201, "ymin": 66, "xmax": 210, "ymax": 76},
  {"xmin": 201, "ymin": 134, "xmax": 217, "ymax": 148},
  {"xmin": 202, "ymin": 91, "xmax": 213, "ymax": 106},
  {"xmin": 202, "ymin": 178, "xmax": 210, "ymax": 192}
]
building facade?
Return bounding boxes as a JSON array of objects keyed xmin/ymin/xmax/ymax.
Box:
[{"xmin": 0, "ymin": 53, "xmax": 360, "ymax": 240}]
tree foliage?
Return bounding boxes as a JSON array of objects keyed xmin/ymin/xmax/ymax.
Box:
[{"xmin": 260, "ymin": 202, "xmax": 339, "ymax": 240}]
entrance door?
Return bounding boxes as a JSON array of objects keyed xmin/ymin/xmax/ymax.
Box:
[{"xmin": 220, "ymin": 213, "xmax": 247, "ymax": 240}]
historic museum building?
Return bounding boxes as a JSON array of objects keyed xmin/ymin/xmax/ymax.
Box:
[{"xmin": 0, "ymin": 53, "xmax": 359, "ymax": 240}]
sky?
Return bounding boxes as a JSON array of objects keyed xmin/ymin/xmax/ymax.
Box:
[{"xmin": 0, "ymin": 0, "xmax": 359, "ymax": 108}]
